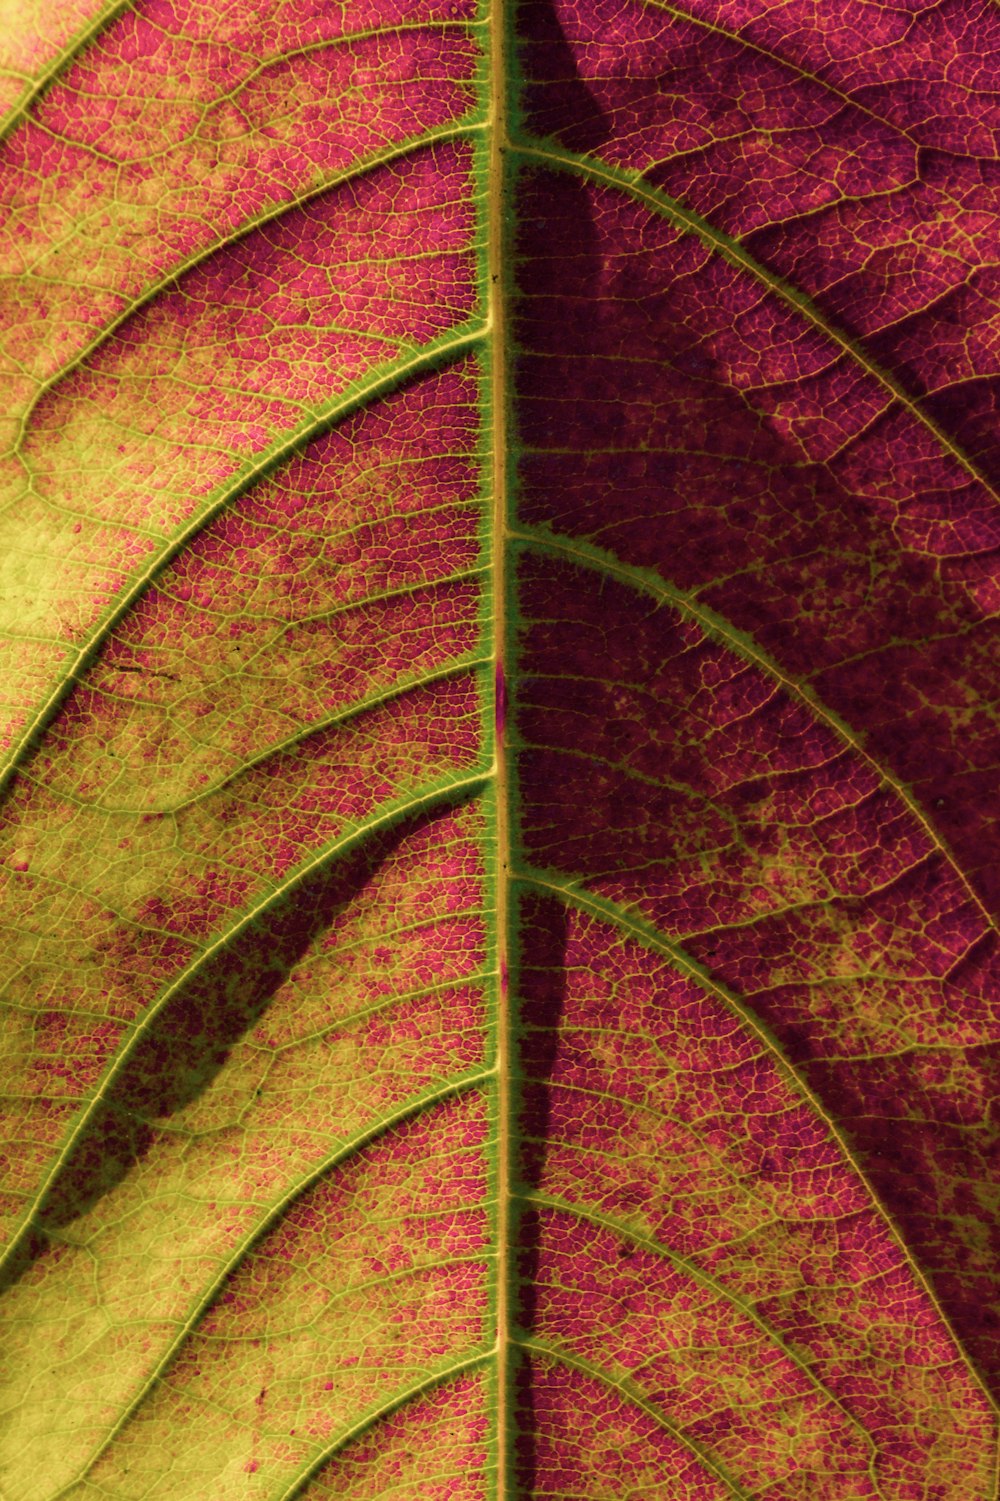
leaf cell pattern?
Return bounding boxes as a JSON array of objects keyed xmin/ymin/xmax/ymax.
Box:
[{"xmin": 0, "ymin": 0, "xmax": 997, "ymax": 1497}]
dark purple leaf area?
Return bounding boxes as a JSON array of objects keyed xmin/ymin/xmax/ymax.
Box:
[{"xmin": 0, "ymin": 0, "xmax": 996, "ymax": 1495}]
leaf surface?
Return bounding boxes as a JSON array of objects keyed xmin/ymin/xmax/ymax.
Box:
[{"xmin": 0, "ymin": 0, "xmax": 997, "ymax": 1496}]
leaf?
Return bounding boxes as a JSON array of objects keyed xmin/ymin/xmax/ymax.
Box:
[{"xmin": 0, "ymin": 0, "xmax": 996, "ymax": 1495}]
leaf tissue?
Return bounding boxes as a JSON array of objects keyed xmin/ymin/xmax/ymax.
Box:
[{"xmin": 0, "ymin": 0, "xmax": 997, "ymax": 1495}]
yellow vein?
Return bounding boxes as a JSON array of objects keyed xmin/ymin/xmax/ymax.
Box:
[
  {"xmin": 267, "ymin": 968, "xmax": 494, "ymax": 1058},
  {"xmin": 643, "ymin": 0, "xmax": 921, "ymax": 151},
  {"xmin": 172, "ymin": 566, "xmax": 490, "ymax": 690},
  {"xmin": 515, "ymin": 868, "xmax": 999, "ymax": 1421},
  {"xmin": 487, "ymin": 0, "xmax": 513, "ymax": 1494},
  {"xmin": 46, "ymin": 559, "xmax": 488, "ymax": 703},
  {"xmin": 0, "ymin": 0, "xmax": 134, "ymax": 145},
  {"xmin": 0, "ymin": 328, "xmax": 486, "ymax": 805},
  {"xmin": 10, "ymin": 121, "xmax": 486, "ymax": 451},
  {"xmin": 513, "ymin": 1336, "xmax": 750, "ymax": 1497},
  {"xmin": 46, "ymin": 656, "xmax": 493, "ymax": 818},
  {"xmin": 522, "ymin": 1190, "xmax": 885, "ymax": 1495},
  {"xmin": 511, "ymin": 141, "xmax": 1000, "ymax": 510},
  {"xmin": 231, "ymin": 18, "xmax": 487, "ymax": 97},
  {"xmin": 510, "ymin": 524, "xmax": 999, "ymax": 945},
  {"xmin": 0, "ymin": 769, "xmax": 490, "ymax": 1283},
  {"xmin": 48, "ymin": 1071, "xmax": 493, "ymax": 1499},
  {"xmin": 271, "ymin": 1353, "xmax": 494, "ymax": 1501},
  {"xmin": 162, "ymin": 655, "xmax": 490, "ymax": 814}
]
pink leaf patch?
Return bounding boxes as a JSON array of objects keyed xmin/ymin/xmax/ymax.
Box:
[{"xmin": 0, "ymin": 0, "xmax": 996, "ymax": 1495}]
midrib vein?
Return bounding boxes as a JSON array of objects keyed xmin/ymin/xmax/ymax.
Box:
[{"xmin": 486, "ymin": 0, "xmax": 513, "ymax": 1492}]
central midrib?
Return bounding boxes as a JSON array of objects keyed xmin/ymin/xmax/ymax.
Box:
[{"xmin": 486, "ymin": 0, "xmax": 514, "ymax": 1497}]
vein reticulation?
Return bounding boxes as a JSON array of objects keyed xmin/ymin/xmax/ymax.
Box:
[{"xmin": 0, "ymin": 0, "xmax": 997, "ymax": 1497}]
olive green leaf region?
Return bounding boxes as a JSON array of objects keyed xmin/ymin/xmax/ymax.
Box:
[{"xmin": 0, "ymin": 0, "xmax": 998, "ymax": 1497}]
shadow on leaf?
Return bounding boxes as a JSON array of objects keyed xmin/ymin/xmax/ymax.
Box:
[{"xmin": 0, "ymin": 806, "xmax": 449, "ymax": 1298}]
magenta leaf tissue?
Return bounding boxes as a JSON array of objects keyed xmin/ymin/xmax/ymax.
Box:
[{"xmin": 0, "ymin": 0, "xmax": 997, "ymax": 1495}]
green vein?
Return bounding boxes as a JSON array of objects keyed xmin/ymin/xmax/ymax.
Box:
[
  {"xmin": 10, "ymin": 120, "xmax": 485, "ymax": 452},
  {"xmin": 26, "ymin": 653, "xmax": 493, "ymax": 817},
  {"xmin": 267, "ymin": 967, "xmax": 493, "ymax": 1058},
  {"xmin": 509, "ymin": 523, "xmax": 998, "ymax": 945},
  {"xmin": 0, "ymin": 0, "xmax": 134, "ymax": 146},
  {"xmin": 485, "ymin": 1, "xmax": 515, "ymax": 1498},
  {"xmin": 512, "ymin": 1336, "xmax": 750, "ymax": 1498},
  {"xmin": 642, "ymin": 0, "xmax": 921, "ymax": 152},
  {"xmin": 0, "ymin": 768, "xmax": 490, "ymax": 1286},
  {"xmin": 229, "ymin": 18, "xmax": 487, "ymax": 97},
  {"xmin": 512, "ymin": 869, "xmax": 999, "ymax": 1420},
  {"xmin": 270, "ymin": 1353, "xmax": 495, "ymax": 1501},
  {"xmin": 48, "ymin": 1072, "xmax": 493, "ymax": 1499},
  {"xmin": 520, "ymin": 1190, "xmax": 885, "ymax": 1494},
  {"xmin": 156, "ymin": 655, "xmax": 492, "ymax": 815},
  {"xmin": 510, "ymin": 139, "xmax": 1000, "ymax": 510},
  {"xmin": 0, "ymin": 326, "xmax": 487, "ymax": 806}
]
